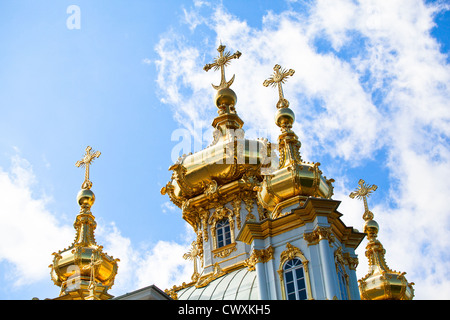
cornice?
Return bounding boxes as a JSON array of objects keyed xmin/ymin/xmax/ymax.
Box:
[{"xmin": 237, "ymin": 197, "xmax": 365, "ymax": 249}]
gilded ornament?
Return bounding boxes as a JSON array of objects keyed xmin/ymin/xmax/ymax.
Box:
[
  {"xmin": 183, "ymin": 240, "xmax": 202, "ymax": 282},
  {"xmin": 49, "ymin": 146, "xmax": 119, "ymax": 300},
  {"xmin": 349, "ymin": 179, "xmax": 377, "ymax": 222},
  {"xmin": 195, "ymin": 262, "xmax": 225, "ymax": 288},
  {"xmin": 263, "ymin": 64, "xmax": 295, "ymax": 110},
  {"xmin": 257, "ymin": 64, "xmax": 335, "ymax": 214},
  {"xmin": 204, "ymin": 44, "xmax": 241, "ymax": 91},
  {"xmin": 75, "ymin": 146, "xmax": 101, "ymax": 190},
  {"xmin": 213, "ymin": 243, "xmax": 237, "ymax": 258},
  {"xmin": 350, "ymin": 179, "xmax": 414, "ymax": 300},
  {"xmin": 280, "ymin": 242, "xmax": 304, "ymax": 262},
  {"xmin": 244, "ymin": 246, "xmax": 274, "ymax": 271},
  {"xmin": 303, "ymin": 226, "xmax": 334, "ymax": 247}
]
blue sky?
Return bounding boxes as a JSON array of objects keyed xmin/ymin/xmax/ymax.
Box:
[{"xmin": 0, "ymin": 0, "xmax": 449, "ymax": 300}]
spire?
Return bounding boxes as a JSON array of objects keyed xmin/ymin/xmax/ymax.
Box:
[
  {"xmin": 204, "ymin": 44, "xmax": 244, "ymax": 138},
  {"xmin": 263, "ymin": 64, "xmax": 302, "ymax": 167},
  {"xmin": 349, "ymin": 179, "xmax": 414, "ymax": 300},
  {"xmin": 49, "ymin": 146, "xmax": 119, "ymax": 300},
  {"xmin": 257, "ymin": 64, "xmax": 333, "ymax": 216}
]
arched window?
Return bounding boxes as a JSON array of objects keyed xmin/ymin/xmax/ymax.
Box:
[
  {"xmin": 216, "ymin": 219, "xmax": 231, "ymax": 248},
  {"xmin": 337, "ymin": 264, "xmax": 349, "ymax": 300},
  {"xmin": 283, "ymin": 258, "xmax": 307, "ymax": 300}
]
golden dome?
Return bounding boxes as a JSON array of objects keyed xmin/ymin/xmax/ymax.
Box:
[
  {"xmin": 257, "ymin": 64, "xmax": 334, "ymax": 217},
  {"xmin": 49, "ymin": 188, "xmax": 120, "ymax": 299},
  {"xmin": 349, "ymin": 179, "xmax": 414, "ymax": 300},
  {"xmin": 162, "ymin": 44, "xmax": 268, "ymax": 217},
  {"xmin": 49, "ymin": 146, "xmax": 119, "ymax": 300},
  {"xmin": 358, "ymin": 221, "xmax": 415, "ymax": 300}
]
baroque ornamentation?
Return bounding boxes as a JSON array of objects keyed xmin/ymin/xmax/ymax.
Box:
[
  {"xmin": 213, "ymin": 243, "xmax": 237, "ymax": 258},
  {"xmin": 195, "ymin": 262, "xmax": 225, "ymax": 288},
  {"xmin": 279, "ymin": 242, "xmax": 305, "ymax": 263},
  {"xmin": 231, "ymin": 197, "xmax": 242, "ymax": 230},
  {"xmin": 244, "ymin": 246, "xmax": 274, "ymax": 271},
  {"xmin": 197, "ymin": 207, "xmax": 210, "ymax": 243},
  {"xmin": 344, "ymin": 252, "xmax": 359, "ymax": 271},
  {"xmin": 183, "ymin": 234, "xmax": 204, "ymax": 283},
  {"xmin": 303, "ymin": 226, "xmax": 335, "ymax": 247}
]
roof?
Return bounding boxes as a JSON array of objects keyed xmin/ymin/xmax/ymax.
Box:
[
  {"xmin": 177, "ymin": 267, "xmax": 259, "ymax": 300},
  {"xmin": 112, "ymin": 284, "xmax": 171, "ymax": 300}
]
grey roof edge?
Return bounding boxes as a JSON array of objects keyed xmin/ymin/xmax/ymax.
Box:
[{"xmin": 111, "ymin": 284, "xmax": 172, "ymax": 300}]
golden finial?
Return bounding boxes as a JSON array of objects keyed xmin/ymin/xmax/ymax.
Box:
[
  {"xmin": 349, "ymin": 179, "xmax": 378, "ymax": 222},
  {"xmin": 264, "ymin": 64, "xmax": 296, "ymax": 133},
  {"xmin": 75, "ymin": 146, "xmax": 101, "ymax": 190},
  {"xmin": 204, "ymin": 44, "xmax": 241, "ymax": 90},
  {"xmin": 350, "ymin": 179, "xmax": 415, "ymax": 300},
  {"xmin": 263, "ymin": 64, "xmax": 295, "ymax": 109}
]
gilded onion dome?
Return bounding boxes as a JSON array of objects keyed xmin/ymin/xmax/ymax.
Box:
[
  {"xmin": 49, "ymin": 146, "xmax": 119, "ymax": 300},
  {"xmin": 349, "ymin": 179, "xmax": 414, "ymax": 300},
  {"xmin": 257, "ymin": 64, "xmax": 334, "ymax": 217},
  {"xmin": 161, "ymin": 45, "xmax": 270, "ymax": 227}
]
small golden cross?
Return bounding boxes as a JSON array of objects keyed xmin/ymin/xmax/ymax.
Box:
[
  {"xmin": 204, "ymin": 44, "xmax": 241, "ymax": 90},
  {"xmin": 349, "ymin": 179, "xmax": 378, "ymax": 221},
  {"xmin": 183, "ymin": 240, "xmax": 200, "ymax": 282},
  {"xmin": 75, "ymin": 146, "xmax": 101, "ymax": 190},
  {"xmin": 82, "ymin": 251, "xmax": 103, "ymax": 295},
  {"xmin": 263, "ymin": 64, "xmax": 295, "ymax": 108}
]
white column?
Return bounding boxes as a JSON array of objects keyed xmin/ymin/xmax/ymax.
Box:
[
  {"xmin": 255, "ymin": 262, "xmax": 269, "ymax": 300},
  {"xmin": 318, "ymin": 238, "xmax": 339, "ymax": 299}
]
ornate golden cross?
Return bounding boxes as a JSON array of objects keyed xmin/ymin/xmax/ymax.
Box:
[
  {"xmin": 76, "ymin": 146, "xmax": 101, "ymax": 190},
  {"xmin": 349, "ymin": 179, "xmax": 378, "ymax": 221},
  {"xmin": 183, "ymin": 240, "xmax": 200, "ymax": 282},
  {"xmin": 204, "ymin": 44, "xmax": 241, "ymax": 90},
  {"xmin": 263, "ymin": 64, "xmax": 295, "ymax": 108}
]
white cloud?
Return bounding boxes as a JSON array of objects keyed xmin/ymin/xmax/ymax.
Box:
[
  {"xmin": 142, "ymin": 58, "xmax": 152, "ymax": 65},
  {"xmin": 161, "ymin": 201, "xmax": 177, "ymax": 214},
  {"xmin": 0, "ymin": 155, "xmax": 73, "ymax": 287},
  {"xmin": 155, "ymin": 0, "xmax": 450, "ymax": 299},
  {"xmin": 0, "ymin": 153, "xmax": 196, "ymax": 297},
  {"xmin": 98, "ymin": 221, "xmax": 195, "ymax": 296}
]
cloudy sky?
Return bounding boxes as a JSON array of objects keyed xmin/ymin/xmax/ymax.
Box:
[{"xmin": 0, "ymin": 0, "xmax": 449, "ymax": 300}]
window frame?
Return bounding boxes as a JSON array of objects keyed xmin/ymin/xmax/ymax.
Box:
[
  {"xmin": 216, "ymin": 219, "xmax": 232, "ymax": 248},
  {"xmin": 283, "ymin": 258, "xmax": 308, "ymax": 300},
  {"xmin": 277, "ymin": 243, "xmax": 313, "ymax": 300}
]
